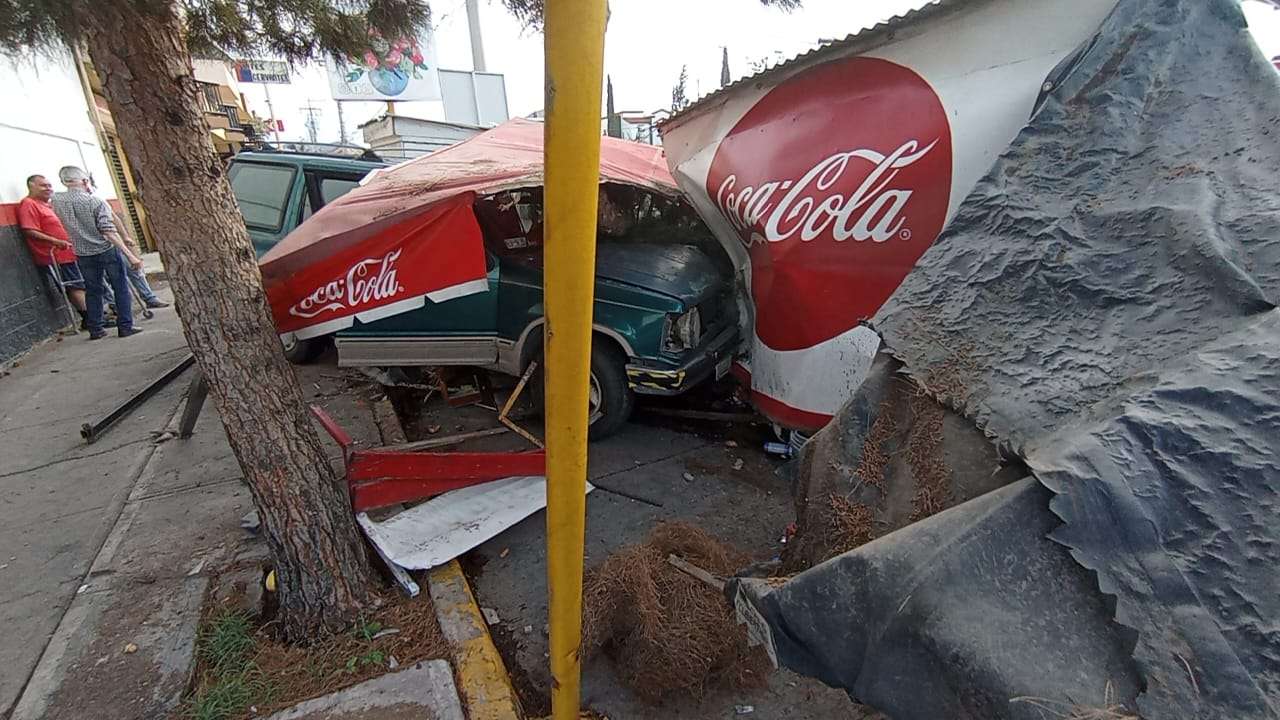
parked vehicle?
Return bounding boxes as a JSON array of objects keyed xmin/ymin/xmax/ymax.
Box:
[
  {"xmin": 337, "ymin": 189, "xmax": 739, "ymax": 437},
  {"xmin": 228, "ymin": 149, "xmax": 385, "ymax": 257},
  {"xmin": 228, "ymin": 148, "xmax": 385, "ymax": 360}
]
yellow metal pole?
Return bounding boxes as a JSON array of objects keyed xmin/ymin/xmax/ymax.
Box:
[{"xmin": 543, "ymin": 0, "xmax": 607, "ymax": 718}]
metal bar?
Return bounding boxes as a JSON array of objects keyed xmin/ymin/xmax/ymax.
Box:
[
  {"xmin": 178, "ymin": 370, "xmax": 209, "ymax": 439},
  {"xmin": 543, "ymin": 1, "xmax": 607, "ymax": 717},
  {"xmin": 347, "ymin": 449, "xmax": 545, "ymax": 484},
  {"xmin": 352, "ymin": 473, "xmax": 516, "ymax": 513},
  {"xmin": 80, "ymin": 354, "xmax": 195, "ymax": 443},
  {"xmin": 309, "ymin": 404, "xmax": 355, "ymax": 451}
]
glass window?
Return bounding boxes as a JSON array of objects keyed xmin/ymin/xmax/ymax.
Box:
[
  {"xmin": 228, "ymin": 162, "xmax": 295, "ymax": 230},
  {"xmin": 319, "ymin": 176, "xmax": 362, "ymax": 205}
]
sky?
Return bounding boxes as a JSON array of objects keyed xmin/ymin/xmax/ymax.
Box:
[
  {"xmin": 239, "ymin": 0, "xmax": 1280, "ymax": 146},
  {"xmin": 237, "ymin": 0, "xmax": 930, "ymax": 144}
]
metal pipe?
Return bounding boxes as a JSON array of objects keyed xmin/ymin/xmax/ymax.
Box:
[
  {"xmin": 542, "ymin": 1, "xmax": 608, "ymax": 718},
  {"xmin": 80, "ymin": 354, "xmax": 195, "ymax": 443}
]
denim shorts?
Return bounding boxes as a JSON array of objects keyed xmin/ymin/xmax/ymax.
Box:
[{"xmin": 49, "ymin": 261, "xmax": 85, "ymax": 290}]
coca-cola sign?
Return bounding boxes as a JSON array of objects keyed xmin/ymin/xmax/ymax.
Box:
[
  {"xmin": 289, "ymin": 249, "xmax": 406, "ymax": 319},
  {"xmin": 706, "ymin": 56, "xmax": 952, "ymax": 351}
]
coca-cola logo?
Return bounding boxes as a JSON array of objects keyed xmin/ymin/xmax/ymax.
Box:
[
  {"xmin": 707, "ymin": 56, "xmax": 952, "ymax": 351},
  {"xmin": 289, "ymin": 249, "xmax": 406, "ymax": 319}
]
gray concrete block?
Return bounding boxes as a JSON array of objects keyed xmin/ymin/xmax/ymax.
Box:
[{"xmin": 264, "ymin": 660, "xmax": 464, "ymax": 720}]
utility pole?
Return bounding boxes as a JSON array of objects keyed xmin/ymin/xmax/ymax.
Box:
[
  {"xmin": 336, "ymin": 100, "xmax": 348, "ymax": 144},
  {"xmin": 466, "ymin": 0, "xmax": 487, "ymax": 72},
  {"xmin": 263, "ymin": 83, "xmax": 281, "ymax": 144},
  {"xmin": 301, "ymin": 102, "xmax": 322, "ymax": 143}
]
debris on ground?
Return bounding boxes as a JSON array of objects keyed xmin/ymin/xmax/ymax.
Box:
[
  {"xmin": 185, "ymin": 591, "xmax": 448, "ymax": 718},
  {"xmin": 781, "ymin": 354, "xmax": 1018, "ymax": 573},
  {"xmin": 580, "ymin": 522, "xmax": 772, "ymax": 703}
]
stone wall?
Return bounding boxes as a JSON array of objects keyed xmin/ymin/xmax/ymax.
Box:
[{"xmin": 0, "ymin": 209, "xmax": 68, "ymax": 365}]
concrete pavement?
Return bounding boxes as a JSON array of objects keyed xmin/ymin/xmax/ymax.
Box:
[
  {"xmin": 0, "ymin": 302, "xmax": 190, "ymax": 717},
  {"xmin": 1, "ymin": 312, "xmax": 476, "ymax": 719}
]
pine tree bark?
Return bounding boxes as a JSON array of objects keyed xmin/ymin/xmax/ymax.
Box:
[{"xmin": 82, "ymin": 3, "xmax": 375, "ymax": 640}]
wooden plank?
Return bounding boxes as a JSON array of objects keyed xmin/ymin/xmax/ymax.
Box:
[
  {"xmin": 379, "ymin": 427, "xmax": 510, "ymax": 453},
  {"xmin": 667, "ymin": 554, "xmax": 726, "ymax": 591}
]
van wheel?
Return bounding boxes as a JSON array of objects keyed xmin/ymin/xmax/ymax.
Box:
[
  {"xmin": 281, "ymin": 334, "xmax": 322, "ymax": 364},
  {"xmin": 587, "ymin": 344, "xmax": 635, "ymax": 439},
  {"xmin": 528, "ymin": 343, "xmax": 634, "ymax": 440}
]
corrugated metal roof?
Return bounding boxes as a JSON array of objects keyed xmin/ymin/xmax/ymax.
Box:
[{"xmin": 662, "ymin": 0, "xmax": 968, "ymax": 130}]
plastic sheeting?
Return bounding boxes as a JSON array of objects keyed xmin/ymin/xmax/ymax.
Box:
[{"xmin": 734, "ymin": 0, "xmax": 1280, "ymax": 718}]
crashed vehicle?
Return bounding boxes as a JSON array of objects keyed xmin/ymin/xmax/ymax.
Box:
[
  {"xmin": 259, "ymin": 120, "xmax": 739, "ymax": 437},
  {"xmin": 228, "ymin": 148, "xmax": 386, "ymax": 257},
  {"xmin": 662, "ymin": 0, "xmax": 1280, "ymax": 719}
]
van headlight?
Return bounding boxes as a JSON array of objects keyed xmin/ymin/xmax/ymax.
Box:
[{"xmin": 665, "ymin": 307, "xmax": 701, "ymax": 353}]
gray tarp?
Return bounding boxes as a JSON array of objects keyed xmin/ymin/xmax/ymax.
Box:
[{"xmin": 731, "ymin": 0, "xmax": 1280, "ymax": 718}]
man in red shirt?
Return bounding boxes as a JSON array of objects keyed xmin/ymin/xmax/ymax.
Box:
[{"xmin": 17, "ymin": 174, "xmax": 87, "ymax": 327}]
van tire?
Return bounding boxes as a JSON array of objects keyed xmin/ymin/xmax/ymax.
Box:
[
  {"xmin": 588, "ymin": 343, "xmax": 635, "ymax": 440},
  {"xmin": 282, "ymin": 334, "xmax": 323, "ymax": 364},
  {"xmin": 528, "ymin": 341, "xmax": 635, "ymax": 440}
]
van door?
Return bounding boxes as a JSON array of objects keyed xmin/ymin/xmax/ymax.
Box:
[
  {"xmin": 334, "ymin": 253, "xmax": 502, "ymax": 368},
  {"xmin": 227, "ymin": 160, "xmax": 300, "ymax": 257}
]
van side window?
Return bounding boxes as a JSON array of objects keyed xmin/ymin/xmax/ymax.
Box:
[{"xmin": 229, "ymin": 162, "xmax": 295, "ymax": 230}]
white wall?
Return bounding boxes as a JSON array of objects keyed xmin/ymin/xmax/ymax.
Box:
[{"xmin": 0, "ymin": 52, "xmax": 115, "ymax": 203}]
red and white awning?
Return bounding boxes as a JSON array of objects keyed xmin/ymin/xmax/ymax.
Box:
[{"xmin": 261, "ymin": 118, "xmax": 679, "ymax": 340}]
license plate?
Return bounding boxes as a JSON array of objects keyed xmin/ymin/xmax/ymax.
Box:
[{"xmin": 715, "ymin": 355, "xmax": 732, "ymax": 380}]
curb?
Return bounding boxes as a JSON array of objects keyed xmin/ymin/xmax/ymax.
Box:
[
  {"xmin": 369, "ymin": 394, "xmax": 522, "ymax": 720},
  {"xmin": 427, "ymin": 560, "xmax": 523, "ymax": 720}
]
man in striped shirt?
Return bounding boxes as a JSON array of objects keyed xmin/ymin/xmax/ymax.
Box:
[{"xmin": 51, "ymin": 166, "xmax": 145, "ymax": 340}]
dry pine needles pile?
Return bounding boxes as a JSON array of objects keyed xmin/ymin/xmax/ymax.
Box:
[{"xmin": 580, "ymin": 522, "xmax": 773, "ymax": 703}]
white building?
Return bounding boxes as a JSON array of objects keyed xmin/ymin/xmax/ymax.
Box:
[{"xmin": 0, "ymin": 52, "xmax": 116, "ymax": 204}]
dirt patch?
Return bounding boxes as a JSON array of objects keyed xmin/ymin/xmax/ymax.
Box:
[
  {"xmin": 186, "ymin": 589, "xmax": 449, "ymax": 719},
  {"xmin": 779, "ymin": 493, "xmax": 876, "ymax": 574},
  {"xmin": 580, "ymin": 522, "xmax": 773, "ymax": 704},
  {"xmin": 487, "ymin": 622, "xmax": 551, "ymax": 717}
]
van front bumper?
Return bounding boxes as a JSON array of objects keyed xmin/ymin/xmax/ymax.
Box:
[{"xmin": 625, "ymin": 325, "xmax": 739, "ymax": 396}]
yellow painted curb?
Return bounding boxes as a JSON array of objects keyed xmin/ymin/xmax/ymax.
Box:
[{"xmin": 428, "ymin": 559, "xmax": 523, "ymax": 720}]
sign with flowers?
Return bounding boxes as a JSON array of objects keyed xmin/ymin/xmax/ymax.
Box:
[{"xmin": 326, "ymin": 31, "xmax": 441, "ymax": 101}]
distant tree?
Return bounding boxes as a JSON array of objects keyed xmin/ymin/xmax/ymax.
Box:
[
  {"xmin": 671, "ymin": 64, "xmax": 689, "ymax": 112},
  {"xmin": 721, "ymin": 46, "xmax": 731, "ymax": 87},
  {"xmin": 0, "ymin": 0, "xmax": 430, "ymax": 641}
]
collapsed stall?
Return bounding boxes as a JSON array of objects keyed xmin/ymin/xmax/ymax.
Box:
[
  {"xmin": 259, "ymin": 118, "xmax": 683, "ymax": 341},
  {"xmin": 729, "ymin": 1, "xmax": 1280, "ymax": 719}
]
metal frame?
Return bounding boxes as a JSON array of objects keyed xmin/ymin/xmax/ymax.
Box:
[{"xmin": 309, "ymin": 404, "xmax": 545, "ymax": 513}]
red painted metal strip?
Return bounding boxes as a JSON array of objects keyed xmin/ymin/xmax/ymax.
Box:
[
  {"xmin": 350, "ymin": 475, "xmax": 520, "ymax": 512},
  {"xmin": 309, "ymin": 404, "xmax": 355, "ymax": 451},
  {"xmin": 347, "ymin": 450, "xmax": 546, "ymax": 483}
]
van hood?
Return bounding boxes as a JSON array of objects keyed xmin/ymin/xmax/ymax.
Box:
[{"xmin": 592, "ymin": 243, "xmax": 723, "ymax": 305}]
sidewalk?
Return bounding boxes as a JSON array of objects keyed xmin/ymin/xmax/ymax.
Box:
[
  {"xmin": 0, "ymin": 303, "xmax": 190, "ymax": 718},
  {"xmin": 0, "ymin": 303, "xmax": 481, "ymax": 719}
]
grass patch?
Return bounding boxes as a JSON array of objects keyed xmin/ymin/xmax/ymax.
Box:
[
  {"xmin": 187, "ymin": 609, "xmax": 272, "ymax": 720},
  {"xmin": 183, "ymin": 591, "xmax": 449, "ymax": 719}
]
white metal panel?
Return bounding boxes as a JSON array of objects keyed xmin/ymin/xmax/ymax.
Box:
[
  {"xmin": 357, "ymin": 476, "xmax": 595, "ymax": 571},
  {"xmin": 440, "ymin": 70, "xmax": 480, "ymax": 125}
]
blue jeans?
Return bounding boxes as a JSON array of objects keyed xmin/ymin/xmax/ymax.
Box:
[
  {"xmin": 80, "ymin": 249, "xmax": 133, "ymax": 333},
  {"xmin": 101, "ymin": 250, "xmax": 159, "ymax": 305}
]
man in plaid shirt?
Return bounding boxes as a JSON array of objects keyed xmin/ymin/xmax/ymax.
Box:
[{"xmin": 51, "ymin": 166, "xmax": 145, "ymax": 340}]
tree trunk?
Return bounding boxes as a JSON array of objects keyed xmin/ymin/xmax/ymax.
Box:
[{"xmin": 82, "ymin": 4, "xmax": 375, "ymax": 640}]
